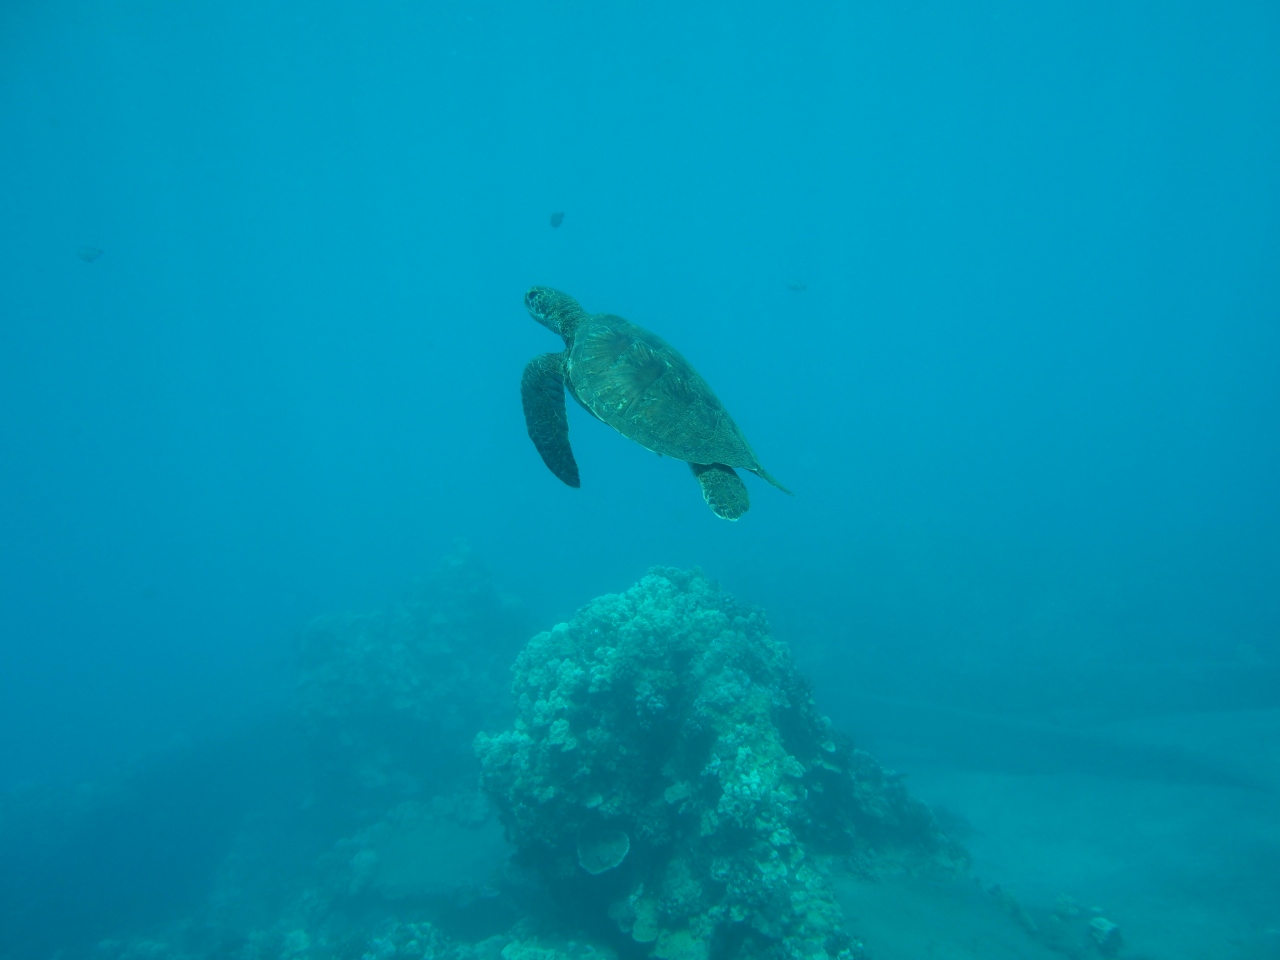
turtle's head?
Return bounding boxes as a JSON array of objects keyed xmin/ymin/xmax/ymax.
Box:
[{"xmin": 525, "ymin": 286, "xmax": 585, "ymax": 340}]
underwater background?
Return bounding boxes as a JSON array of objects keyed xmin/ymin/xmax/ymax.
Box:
[{"xmin": 1, "ymin": 1, "xmax": 1278, "ymax": 958}]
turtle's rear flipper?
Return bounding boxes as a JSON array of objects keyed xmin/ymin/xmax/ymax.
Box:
[
  {"xmin": 522, "ymin": 352, "xmax": 580, "ymax": 488},
  {"xmin": 691, "ymin": 463, "xmax": 749, "ymax": 520}
]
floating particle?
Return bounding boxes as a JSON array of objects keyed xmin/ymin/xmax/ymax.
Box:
[
  {"xmin": 549, "ymin": 211, "xmax": 564, "ymax": 228},
  {"xmin": 77, "ymin": 246, "xmax": 103, "ymax": 263}
]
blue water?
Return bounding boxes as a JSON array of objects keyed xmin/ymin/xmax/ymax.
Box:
[{"xmin": 1, "ymin": 2, "xmax": 1277, "ymax": 959}]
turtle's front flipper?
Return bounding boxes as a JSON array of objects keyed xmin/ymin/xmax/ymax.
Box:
[
  {"xmin": 690, "ymin": 463, "xmax": 749, "ymax": 520},
  {"xmin": 522, "ymin": 352, "xmax": 580, "ymax": 488}
]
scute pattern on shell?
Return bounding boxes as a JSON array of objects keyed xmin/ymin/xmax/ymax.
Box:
[{"xmin": 567, "ymin": 316, "xmax": 757, "ymax": 468}]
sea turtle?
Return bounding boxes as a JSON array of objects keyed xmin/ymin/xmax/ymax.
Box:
[{"xmin": 520, "ymin": 286, "xmax": 791, "ymax": 520}]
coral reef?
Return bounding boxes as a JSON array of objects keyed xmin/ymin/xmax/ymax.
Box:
[
  {"xmin": 13, "ymin": 557, "xmax": 1069, "ymax": 960},
  {"xmin": 476, "ymin": 568, "xmax": 963, "ymax": 960},
  {"xmin": 296, "ymin": 545, "xmax": 530, "ymax": 793}
]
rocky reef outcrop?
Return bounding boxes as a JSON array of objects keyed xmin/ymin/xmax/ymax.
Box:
[{"xmin": 476, "ymin": 568, "xmax": 964, "ymax": 960}]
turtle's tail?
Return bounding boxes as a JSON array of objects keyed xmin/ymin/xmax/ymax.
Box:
[{"xmin": 753, "ymin": 466, "xmax": 793, "ymax": 496}]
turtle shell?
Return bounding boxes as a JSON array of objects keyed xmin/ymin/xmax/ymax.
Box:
[{"xmin": 565, "ymin": 314, "xmax": 757, "ymax": 468}]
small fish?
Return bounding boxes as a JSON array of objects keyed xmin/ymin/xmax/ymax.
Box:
[
  {"xmin": 77, "ymin": 246, "xmax": 103, "ymax": 263},
  {"xmin": 549, "ymin": 211, "xmax": 564, "ymax": 229},
  {"xmin": 786, "ymin": 280, "xmax": 807, "ymax": 292}
]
